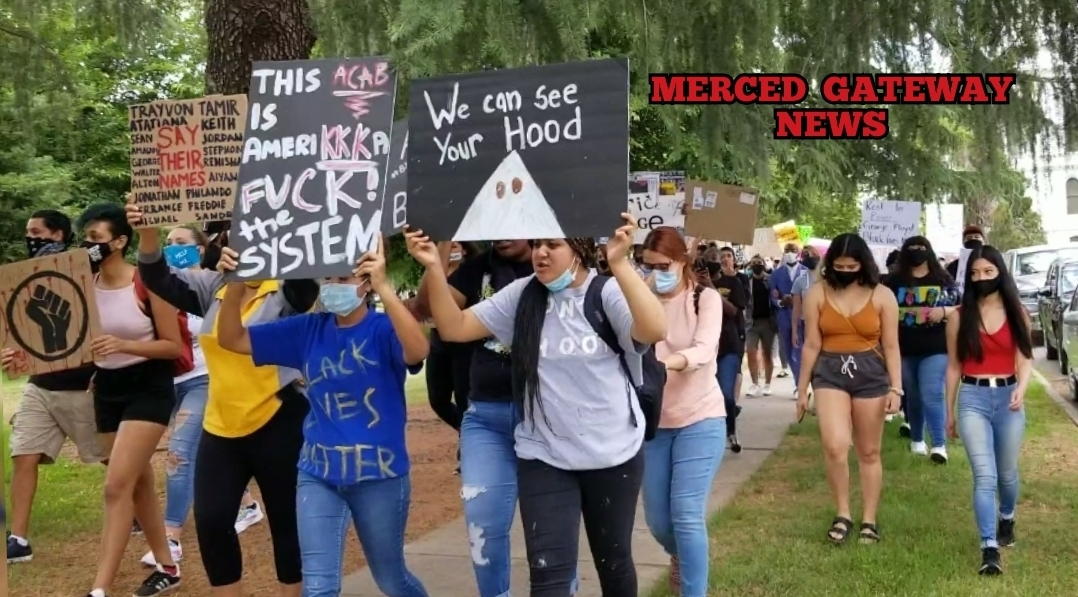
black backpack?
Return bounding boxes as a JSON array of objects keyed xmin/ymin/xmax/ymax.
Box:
[{"xmin": 582, "ymin": 277, "xmax": 703, "ymax": 441}]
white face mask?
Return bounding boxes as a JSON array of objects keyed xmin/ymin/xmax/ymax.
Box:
[
  {"xmin": 449, "ymin": 252, "xmax": 463, "ymax": 262},
  {"xmin": 784, "ymin": 252, "xmax": 798, "ymax": 265}
]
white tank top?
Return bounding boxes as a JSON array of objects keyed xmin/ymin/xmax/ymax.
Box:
[
  {"xmin": 94, "ymin": 283, "xmax": 155, "ymax": 369},
  {"xmin": 174, "ymin": 314, "xmax": 208, "ymax": 383}
]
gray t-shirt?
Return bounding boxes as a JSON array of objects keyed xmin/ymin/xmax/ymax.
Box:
[
  {"xmin": 471, "ymin": 271, "xmax": 646, "ymax": 470},
  {"xmin": 791, "ymin": 272, "xmax": 813, "ymax": 320}
]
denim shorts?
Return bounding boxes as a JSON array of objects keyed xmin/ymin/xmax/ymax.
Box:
[{"xmin": 812, "ymin": 349, "xmax": 890, "ymax": 399}]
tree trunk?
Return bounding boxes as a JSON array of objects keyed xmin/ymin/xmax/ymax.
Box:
[{"xmin": 204, "ymin": 0, "xmax": 317, "ymax": 95}]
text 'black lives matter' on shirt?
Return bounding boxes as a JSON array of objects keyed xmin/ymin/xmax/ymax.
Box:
[
  {"xmin": 448, "ymin": 250, "xmax": 534, "ymax": 402},
  {"xmin": 713, "ymin": 272, "xmax": 750, "ymax": 356},
  {"xmin": 884, "ymin": 271, "xmax": 959, "ymax": 356}
]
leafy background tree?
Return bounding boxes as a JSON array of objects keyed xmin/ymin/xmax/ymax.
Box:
[{"xmin": 2, "ymin": 0, "xmax": 1071, "ymax": 281}]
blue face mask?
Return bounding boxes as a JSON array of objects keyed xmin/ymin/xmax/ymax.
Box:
[
  {"xmin": 654, "ymin": 270, "xmax": 680, "ymax": 294},
  {"xmin": 163, "ymin": 244, "xmax": 201, "ymax": 269},
  {"xmin": 543, "ymin": 260, "xmax": 578, "ymax": 293},
  {"xmin": 319, "ymin": 283, "xmax": 364, "ymax": 316}
]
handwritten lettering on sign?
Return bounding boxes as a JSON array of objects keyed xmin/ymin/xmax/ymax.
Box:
[
  {"xmin": 859, "ymin": 200, "xmax": 922, "ymax": 247},
  {"xmin": 230, "ymin": 59, "xmax": 397, "ymax": 280},
  {"xmin": 408, "ymin": 59, "xmax": 630, "ymax": 241},
  {"xmin": 129, "ymin": 96, "xmax": 248, "ymax": 226},
  {"xmin": 381, "ymin": 120, "xmax": 408, "ymax": 236}
]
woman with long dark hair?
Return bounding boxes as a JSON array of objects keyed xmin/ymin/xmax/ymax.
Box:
[
  {"xmin": 796, "ymin": 233, "xmax": 901, "ymax": 545},
  {"xmin": 885, "ymin": 236, "xmax": 959, "ymax": 462},
  {"xmin": 406, "ymin": 215, "xmax": 667, "ymax": 596},
  {"xmin": 945, "ymin": 245, "xmax": 1032, "ymax": 576},
  {"xmin": 640, "ymin": 228, "xmax": 725, "ymax": 597}
]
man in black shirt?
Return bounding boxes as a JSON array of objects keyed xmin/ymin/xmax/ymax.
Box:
[
  {"xmin": 420, "ymin": 238, "xmax": 540, "ymax": 595},
  {"xmin": 708, "ymin": 247, "xmax": 750, "ymax": 451},
  {"xmin": 3, "ymin": 210, "xmax": 100, "ymax": 565},
  {"xmin": 744, "ymin": 255, "xmax": 776, "ymax": 396}
]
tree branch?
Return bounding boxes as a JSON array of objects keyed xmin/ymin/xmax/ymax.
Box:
[{"xmin": 0, "ymin": 19, "xmax": 76, "ymax": 91}]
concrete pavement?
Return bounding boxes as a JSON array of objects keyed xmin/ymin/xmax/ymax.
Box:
[{"xmin": 341, "ymin": 375, "xmax": 798, "ymax": 597}]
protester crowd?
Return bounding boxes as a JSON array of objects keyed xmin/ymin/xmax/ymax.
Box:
[{"xmin": 4, "ymin": 204, "xmax": 1032, "ymax": 596}]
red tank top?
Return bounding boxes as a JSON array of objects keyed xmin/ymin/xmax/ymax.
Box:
[{"xmin": 961, "ymin": 323, "xmax": 1016, "ymax": 375}]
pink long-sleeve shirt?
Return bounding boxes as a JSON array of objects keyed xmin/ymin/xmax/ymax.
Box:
[{"xmin": 655, "ymin": 285, "xmax": 726, "ymax": 428}]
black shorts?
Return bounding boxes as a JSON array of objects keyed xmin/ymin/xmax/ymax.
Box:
[
  {"xmin": 93, "ymin": 359, "xmax": 176, "ymax": 433},
  {"xmin": 811, "ymin": 349, "xmax": 890, "ymax": 399}
]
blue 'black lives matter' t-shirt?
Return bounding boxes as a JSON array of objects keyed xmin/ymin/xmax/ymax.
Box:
[{"xmin": 249, "ymin": 311, "xmax": 420, "ymax": 485}]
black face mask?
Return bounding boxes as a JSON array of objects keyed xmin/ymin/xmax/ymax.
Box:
[
  {"xmin": 971, "ymin": 278, "xmax": 1001, "ymax": 296},
  {"xmin": 80, "ymin": 240, "xmax": 114, "ymax": 273},
  {"xmin": 801, "ymin": 257, "xmax": 819, "ymax": 270},
  {"xmin": 706, "ymin": 262, "xmax": 721, "ymax": 275},
  {"xmin": 752, "ymin": 264, "xmax": 765, "ymax": 274},
  {"xmin": 963, "ymin": 238, "xmax": 983, "ymax": 250},
  {"xmin": 26, "ymin": 236, "xmax": 65, "ymax": 259},
  {"xmin": 831, "ymin": 270, "xmax": 859, "ymax": 288},
  {"xmin": 905, "ymin": 248, "xmax": 929, "ymax": 267}
]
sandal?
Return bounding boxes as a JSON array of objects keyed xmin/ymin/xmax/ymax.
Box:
[
  {"xmin": 859, "ymin": 522, "xmax": 880, "ymax": 544},
  {"xmin": 827, "ymin": 516, "xmax": 853, "ymax": 545}
]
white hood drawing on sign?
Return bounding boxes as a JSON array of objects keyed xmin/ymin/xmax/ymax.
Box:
[{"xmin": 453, "ymin": 150, "xmax": 565, "ymax": 241}]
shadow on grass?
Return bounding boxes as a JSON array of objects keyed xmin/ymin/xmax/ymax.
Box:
[{"xmin": 647, "ymin": 384, "xmax": 1078, "ymax": 597}]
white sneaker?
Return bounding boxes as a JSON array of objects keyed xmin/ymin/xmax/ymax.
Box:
[
  {"xmin": 763, "ymin": 384, "xmax": 772, "ymax": 396},
  {"xmin": 885, "ymin": 414, "xmax": 895, "ymax": 422},
  {"xmin": 930, "ymin": 446, "xmax": 948, "ymax": 464},
  {"xmin": 235, "ymin": 501, "xmax": 265, "ymax": 534},
  {"xmin": 141, "ymin": 536, "xmax": 182, "ymax": 567},
  {"xmin": 748, "ymin": 384, "xmax": 761, "ymax": 397},
  {"xmin": 910, "ymin": 441, "xmax": 929, "ymax": 456}
]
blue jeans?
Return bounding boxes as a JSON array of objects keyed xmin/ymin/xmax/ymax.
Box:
[
  {"xmin": 901, "ymin": 354, "xmax": 948, "ymax": 447},
  {"xmin": 956, "ymin": 383, "xmax": 1025, "ymax": 549},
  {"xmin": 164, "ymin": 375, "xmax": 209, "ymax": 528},
  {"xmin": 642, "ymin": 417, "xmax": 727, "ymax": 597},
  {"xmin": 716, "ymin": 354, "xmax": 741, "ymax": 436},
  {"xmin": 460, "ymin": 400, "xmax": 576, "ymax": 597},
  {"xmin": 296, "ymin": 471, "xmax": 428, "ymax": 597},
  {"xmin": 778, "ymin": 323, "xmax": 799, "ymax": 381}
]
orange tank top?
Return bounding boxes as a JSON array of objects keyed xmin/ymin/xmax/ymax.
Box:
[{"xmin": 819, "ymin": 295, "xmax": 881, "ymax": 353}]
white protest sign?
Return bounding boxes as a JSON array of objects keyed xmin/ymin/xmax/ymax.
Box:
[
  {"xmin": 955, "ymin": 248, "xmax": 972, "ymax": 296},
  {"xmin": 860, "ymin": 200, "xmax": 922, "ymax": 247},
  {"xmin": 629, "ymin": 171, "xmax": 683, "ymax": 243},
  {"xmin": 925, "ymin": 203, "xmax": 964, "ymax": 255}
]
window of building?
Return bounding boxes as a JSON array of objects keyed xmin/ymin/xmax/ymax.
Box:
[{"xmin": 1068, "ymin": 178, "xmax": 1078, "ymax": 214}]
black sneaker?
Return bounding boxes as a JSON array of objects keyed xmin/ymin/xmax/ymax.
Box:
[
  {"xmin": 998, "ymin": 518, "xmax": 1016, "ymax": 547},
  {"xmin": 729, "ymin": 432, "xmax": 743, "ymax": 453},
  {"xmin": 898, "ymin": 422, "xmax": 911, "ymax": 438},
  {"xmin": 133, "ymin": 567, "xmax": 181, "ymax": 596},
  {"xmin": 979, "ymin": 547, "xmax": 1003, "ymax": 575},
  {"xmin": 7, "ymin": 534, "xmax": 33, "ymax": 563}
]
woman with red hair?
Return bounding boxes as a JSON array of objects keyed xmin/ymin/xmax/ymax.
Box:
[{"xmin": 638, "ymin": 226, "xmax": 726, "ymax": 597}]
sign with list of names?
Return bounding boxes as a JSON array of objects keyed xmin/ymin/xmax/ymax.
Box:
[
  {"xmin": 860, "ymin": 200, "xmax": 922, "ymax": 247},
  {"xmin": 381, "ymin": 120, "xmax": 408, "ymax": 236},
  {"xmin": 129, "ymin": 95, "xmax": 248, "ymax": 226},
  {"xmin": 407, "ymin": 58, "xmax": 630, "ymax": 241},
  {"xmin": 229, "ymin": 58, "xmax": 397, "ymax": 280},
  {"xmin": 0, "ymin": 251, "xmax": 102, "ymax": 376}
]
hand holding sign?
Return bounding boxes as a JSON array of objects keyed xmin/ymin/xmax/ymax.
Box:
[
  {"xmin": 352, "ymin": 234, "xmax": 389, "ymax": 294},
  {"xmin": 404, "ymin": 227, "xmax": 441, "ymax": 270},
  {"xmin": 25, "ymin": 284, "xmax": 73, "ymax": 354},
  {"xmin": 606, "ymin": 213, "xmax": 637, "ymax": 263},
  {"xmin": 216, "ymin": 247, "xmax": 241, "ymax": 274}
]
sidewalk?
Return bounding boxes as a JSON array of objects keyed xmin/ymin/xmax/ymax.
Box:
[{"xmin": 341, "ymin": 375, "xmax": 798, "ymax": 597}]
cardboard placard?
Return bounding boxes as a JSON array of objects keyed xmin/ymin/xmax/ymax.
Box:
[
  {"xmin": 229, "ymin": 58, "xmax": 398, "ymax": 280},
  {"xmin": 683, "ymin": 180, "xmax": 759, "ymax": 245},
  {"xmin": 0, "ymin": 251, "xmax": 102, "ymax": 376},
  {"xmin": 129, "ymin": 95, "xmax": 248, "ymax": 226},
  {"xmin": 407, "ymin": 58, "xmax": 630, "ymax": 241},
  {"xmin": 381, "ymin": 119, "xmax": 408, "ymax": 236}
]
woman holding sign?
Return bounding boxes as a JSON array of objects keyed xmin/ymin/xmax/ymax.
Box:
[
  {"xmin": 216, "ymin": 234, "xmax": 432, "ymax": 597},
  {"xmin": 407, "ymin": 215, "xmax": 668, "ymax": 597},
  {"xmin": 127, "ymin": 202, "xmax": 319, "ymax": 597}
]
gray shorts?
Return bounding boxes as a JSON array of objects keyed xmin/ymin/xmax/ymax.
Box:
[
  {"xmin": 745, "ymin": 318, "xmax": 776, "ymax": 353},
  {"xmin": 812, "ymin": 350, "xmax": 890, "ymax": 399}
]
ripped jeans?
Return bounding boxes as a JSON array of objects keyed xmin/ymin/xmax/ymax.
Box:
[
  {"xmin": 459, "ymin": 400, "xmax": 577, "ymax": 597},
  {"xmin": 164, "ymin": 375, "xmax": 209, "ymax": 528}
]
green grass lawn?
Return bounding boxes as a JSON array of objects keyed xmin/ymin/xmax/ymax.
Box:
[{"xmin": 647, "ymin": 383, "xmax": 1078, "ymax": 597}]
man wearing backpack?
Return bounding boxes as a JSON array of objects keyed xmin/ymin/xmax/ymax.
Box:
[{"xmin": 4, "ymin": 210, "xmax": 103, "ymax": 565}]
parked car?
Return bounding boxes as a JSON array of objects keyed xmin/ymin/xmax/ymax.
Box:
[
  {"xmin": 1004, "ymin": 244, "xmax": 1078, "ymax": 346},
  {"xmin": 1037, "ymin": 257, "xmax": 1078, "ymax": 360},
  {"xmin": 1060, "ymin": 287, "xmax": 1078, "ymax": 397}
]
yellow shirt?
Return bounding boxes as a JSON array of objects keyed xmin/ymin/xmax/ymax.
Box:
[{"xmin": 200, "ymin": 282, "xmax": 287, "ymax": 438}]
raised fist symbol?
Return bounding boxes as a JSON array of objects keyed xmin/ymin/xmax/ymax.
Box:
[{"xmin": 25, "ymin": 284, "xmax": 72, "ymax": 354}]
